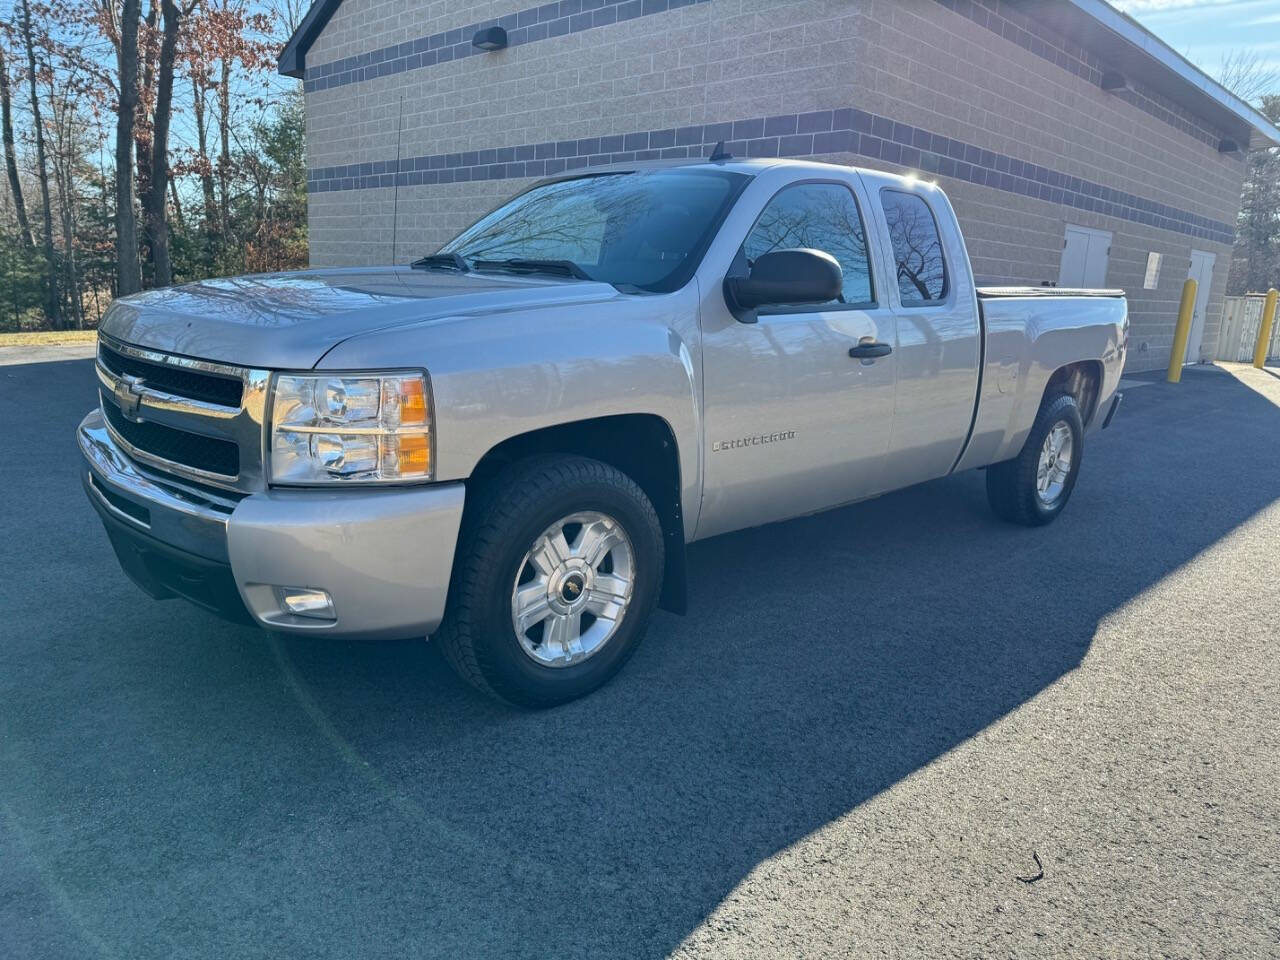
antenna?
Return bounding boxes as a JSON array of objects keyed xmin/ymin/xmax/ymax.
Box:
[
  {"xmin": 391, "ymin": 95, "xmax": 405, "ymax": 264},
  {"xmin": 708, "ymin": 140, "xmax": 732, "ymax": 162}
]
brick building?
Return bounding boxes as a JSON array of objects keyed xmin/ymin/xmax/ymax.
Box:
[{"xmin": 279, "ymin": 0, "xmax": 1280, "ymax": 372}]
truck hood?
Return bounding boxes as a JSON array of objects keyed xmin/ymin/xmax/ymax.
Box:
[{"xmin": 98, "ymin": 266, "xmax": 623, "ymax": 369}]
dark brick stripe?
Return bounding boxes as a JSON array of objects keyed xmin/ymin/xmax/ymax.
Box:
[
  {"xmin": 304, "ymin": 0, "xmax": 710, "ymax": 92},
  {"xmin": 306, "ymin": 107, "xmax": 1235, "ymax": 245},
  {"xmin": 934, "ymin": 0, "xmax": 1228, "ymax": 152}
]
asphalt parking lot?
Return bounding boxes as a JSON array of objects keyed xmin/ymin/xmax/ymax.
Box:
[{"xmin": 2, "ymin": 351, "xmax": 1278, "ymax": 959}]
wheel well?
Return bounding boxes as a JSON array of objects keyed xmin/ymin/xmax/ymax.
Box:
[
  {"xmin": 1043, "ymin": 360, "xmax": 1103, "ymax": 426},
  {"xmin": 468, "ymin": 415, "xmax": 688, "ymax": 614}
]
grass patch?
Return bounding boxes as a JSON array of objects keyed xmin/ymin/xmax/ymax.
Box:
[{"xmin": 0, "ymin": 330, "xmax": 98, "ymax": 347}]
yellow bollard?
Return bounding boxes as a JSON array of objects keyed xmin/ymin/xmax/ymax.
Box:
[
  {"xmin": 1167, "ymin": 278, "xmax": 1197, "ymax": 383},
  {"xmin": 1252, "ymin": 287, "xmax": 1279, "ymax": 369}
]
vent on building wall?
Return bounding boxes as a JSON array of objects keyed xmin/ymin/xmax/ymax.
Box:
[
  {"xmin": 1100, "ymin": 70, "xmax": 1128, "ymax": 92},
  {"xmin": 472, "ymin": 26, "xmax": 508, "ymax": 51}
]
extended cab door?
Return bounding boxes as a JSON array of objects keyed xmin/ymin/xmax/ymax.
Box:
[
  {"xmin": 695, "ymin": 173, "xmax": 898, "ymax": 540},
  {"xmin": 859, "ymin": 174, "xmax": 981, "ymax": 487}
]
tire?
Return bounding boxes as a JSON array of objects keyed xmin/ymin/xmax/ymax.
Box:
[
  {"xmin": 436, "ymin": 455, "xmax": 664, "ymax": 707},
  {"xmin": 986, "ymin": 392, "xmax": 1085, "ymax": 526}
]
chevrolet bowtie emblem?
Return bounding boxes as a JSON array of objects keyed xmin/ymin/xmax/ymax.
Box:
[{"xmin": 114, "ymin": 375, "xmax": 145, "ymax": 421}]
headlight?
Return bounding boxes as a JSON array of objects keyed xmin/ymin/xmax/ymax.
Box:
[{"xmin": 268, "ymin": 371, "xmax": 432, "ymax": 484}]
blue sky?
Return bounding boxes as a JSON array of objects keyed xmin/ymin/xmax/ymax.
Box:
[{"xmin": 1112, "ymin": 0, "xmax": 1280, "ymax": 95}]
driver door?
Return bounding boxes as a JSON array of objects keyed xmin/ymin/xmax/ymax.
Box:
[{"xmin": 697, "ymin": 179, "xmax": 898, "ymax": 540}]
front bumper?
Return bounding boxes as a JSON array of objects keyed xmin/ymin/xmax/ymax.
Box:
[{"xmin": 79, "ymin": 409, "xmax": 465, "ymax": 639}]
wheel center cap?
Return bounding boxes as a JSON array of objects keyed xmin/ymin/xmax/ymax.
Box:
[{"xmin": 560, "ymin": 574, "xmax": 586, "ymax": 604}]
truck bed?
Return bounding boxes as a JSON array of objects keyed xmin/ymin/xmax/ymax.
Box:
[{"xmin": 957, "ymin": 286, "xmax": 1128, "ymax": 475}]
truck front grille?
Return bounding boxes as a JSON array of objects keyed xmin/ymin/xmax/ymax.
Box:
[
  {"xmin": 98, "ymin": 341, "xmax": 244, "ymax": 407},
  {"xmin": 101, "ymin": 389, "xmax": 241, "ymax": 477},
  {"xmin": 95, "ymin": 334, "xmax": 269, "ymax": 492}
]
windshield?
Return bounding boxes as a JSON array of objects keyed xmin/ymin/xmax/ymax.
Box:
[{"xmin": 437, "ymin": 168, "xmax": 750, "ymax": 292}]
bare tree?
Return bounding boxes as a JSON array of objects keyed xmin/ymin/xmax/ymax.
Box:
[
  {"xmin": 190, "ymin": 73, "xmax": 218, "ymax": 234},
  {"xmin": 144, "ymin": 0, "xmax": 194, "ymax": 287},
  {"xmin": 133, "ymin": 0, "xmax": 159, "ymax": 221},
  {"xmin": 1218, "ymin": 50, "xmax": 1280, "ymax": 105},
  {"xmin": 883, "ymin": 194, "xmax": 946, "ymax": 302},
  {"xmin": 114, "ymin": 0, "xmax": 143, "ymax": 295},
  {"xmin": 183, "ymin": 0, "xmax": 277, "ymax": 253},
  {"xmin": 216, "ymin": 42, "xmax": 230, "ymax": 234},
  {"xmin": 0, "ymin": 40, "xmax": 33, "ymax": 248},
  {"xmin": 18, "ymin": 0, "xmax": 60, "ymax": 324},
  {"xmin": 47, "ymin": 71, "xmax": 89, "ymax": 327},
  {"xmin": 168, "ymin": 166, "xmax": 183, "ymax": 231},
  {"xmin": 268, "ymin": 0, "xmax": 306, "ymax": 35},
  {"xmin": 0, "ymin": 0, "xmax": 298, "ymax": 327},
  {"xmin": 741, "ymin": 185, "xmax": 874, "ymax": 304}
]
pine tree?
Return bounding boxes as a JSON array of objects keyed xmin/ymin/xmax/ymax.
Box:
[{"xmin": 1229, "ymin": 96, "xmax": 1280, "ymax": 295}]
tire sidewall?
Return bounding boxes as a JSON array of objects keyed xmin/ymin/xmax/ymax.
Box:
[
  {"xmin": 467, "ymin": 472, "xmax": 663, "ymax": 706},
  {"xmin": 1028, "ymin": 394, "xmax": 1084, "ymax": 521}
]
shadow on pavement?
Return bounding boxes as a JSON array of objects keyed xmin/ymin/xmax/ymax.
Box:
[{"xmin": 2, "ymin": 358, "xmax": 1279, "ymax": 959}]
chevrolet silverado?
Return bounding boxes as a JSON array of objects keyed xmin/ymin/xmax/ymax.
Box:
[{"xmin": 79, "ymin": 156, "xmax": 1127, "ymax": 706}]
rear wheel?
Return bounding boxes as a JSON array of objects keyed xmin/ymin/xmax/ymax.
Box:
[
  {"xmin": 986, "ymin": 393, "xmax": 1084, "ymax": 526},
  {"xmin": 436, "ymin": 455, "xmax": 663, "ymax": 707}
]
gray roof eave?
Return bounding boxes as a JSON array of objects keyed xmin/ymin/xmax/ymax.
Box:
[{"xmin": 278, "ymin": 0, "xmax": 343, "ymax": 80}]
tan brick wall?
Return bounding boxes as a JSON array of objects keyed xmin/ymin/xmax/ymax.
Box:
[
  {"xmin": 310, "ymin": 0, "xmax": 528, "ymax": 67},
  {"xmin": 301, "ymin": 0, "xmax": 1249, "ymax": 373},
  {"xmin": 852, "ymin": 0, "xmax": 1244, "ymax": 372},
  {"xmin": 304, "ymin": 0, "xmax": 863, "ymax": 266}
]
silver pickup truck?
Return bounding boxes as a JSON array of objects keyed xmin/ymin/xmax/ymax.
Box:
[{"xmin": 79, "ymin": 157, "xmax": 1126, "ymax": 706}]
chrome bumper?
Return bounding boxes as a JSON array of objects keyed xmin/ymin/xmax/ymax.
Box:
[{"xmin": 79, "ymin": 409, "xmax": 466, "ymax": 639}]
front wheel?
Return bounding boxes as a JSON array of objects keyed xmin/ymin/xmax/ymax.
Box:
[
  {"xmin": 986, "ymin": 393, "xmax": 1085, "ymax": 526},
  {"xmin": 436, "ymin": 456, "xmax": 664, "ymax": 707}
]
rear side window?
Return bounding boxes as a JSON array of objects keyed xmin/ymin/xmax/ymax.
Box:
[
  {"xmin": 881, "ymin": 190, "xmax": 948, "ymax": 305},
  {"xmin": 741, "ymin": 182, "xmax": 875, "ymax": 307}
]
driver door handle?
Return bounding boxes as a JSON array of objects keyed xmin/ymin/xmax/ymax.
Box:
[{"xmin": 849, "ymin": 341, "xmax": 892, "ymax": 359}]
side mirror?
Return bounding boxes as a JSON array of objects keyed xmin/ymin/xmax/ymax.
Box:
[{"xmin": 724, "ymin": 248, "xmax": 842, "ymax": 321}]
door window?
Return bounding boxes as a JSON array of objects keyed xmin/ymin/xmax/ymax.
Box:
[
  {"xmin": 741, "ymin": 182, "xmax": 875, "ymax": 308},
  {"xmin": 881, "ymin": 190, "xmax": 949, "ymax": 305}
]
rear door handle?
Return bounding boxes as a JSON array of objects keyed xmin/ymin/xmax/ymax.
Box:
[{"xmin": 848, "ymin": 341, "xmax": 892, "ymax": 359}]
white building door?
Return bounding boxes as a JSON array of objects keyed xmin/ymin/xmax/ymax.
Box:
[
  {"xmin": 1184, "ymin": 250, "xmax": 1215, "ymax": 364},
  {"xmin": 1059, "ymin": 225, "xmax": 1112, "ymax": 288}
]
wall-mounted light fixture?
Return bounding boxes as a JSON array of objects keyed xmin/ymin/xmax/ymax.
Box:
[
  {"xmin": 1218, "ymin": 138, "xmax": 1240, "ymax": 154},
  {"xmin": 472, "ymin": 26, "xmax": 508, "ymax": 51},
  {"xmin": 1100, "ymin": 70, "xmax": 1128, "ymax": 92}
]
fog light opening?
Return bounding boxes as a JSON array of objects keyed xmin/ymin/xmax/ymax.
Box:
[{"xmin": 277, "ymin": 587, "xmax": 336, "ymax": 621}]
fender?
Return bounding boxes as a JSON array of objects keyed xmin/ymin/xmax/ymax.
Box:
[{"xmin": 317, "ymin": 284, "xmax": 706, "ymax": 541}]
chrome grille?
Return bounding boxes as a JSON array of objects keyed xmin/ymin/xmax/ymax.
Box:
[
  {"xmin": 95, "ymin": 333, "xmax": 269, "ymax": 493},
  {"xmin": 100, "ymin": 389, "xmax": 241, "ymax": 476},
  {"xmin": 98, "ymin": 341, "xmax": 244, "ymax": 407}
]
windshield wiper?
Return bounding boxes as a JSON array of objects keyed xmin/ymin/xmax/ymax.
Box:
[
  {"xmin": 471, "ymin": 258, "xmax": 592, "ymax": 280},
  {"xmin": 410, "ymin": 252, "xmax": 470, "ymax": 272}
]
